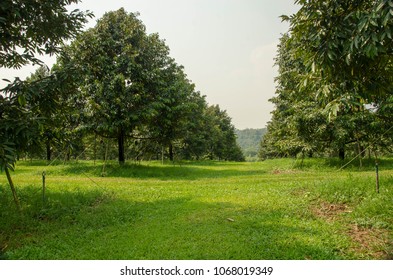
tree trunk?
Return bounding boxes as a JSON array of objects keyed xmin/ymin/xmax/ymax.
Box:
[
  {"xmin": 66, "ymin": 146, "xmax": 71, "ymax": 161},
  {"xmin": 339, "ymin": 147, "xmax": 345, "ymax": 160},
  {"xmin": 5, "ymin": 167, "xmax": 21, "ymax": 211},
  {"xmin": 118, "ymin": 127, "xmax": 125, "ymax": 165},
  {"xmin": 357, "ymin": 140, "xmax": 363, "ymax": 168},
  {"xmin": 169, "ymin": 143, "xmax": 174, "ymax": 162},
  {"xmin": 93, "ymin": 134, "xmax": 97, "ymax": 165},
  {"xmin": 46, "ymin": 138, "xmax": 51, "ymax": 161},
  {"xmin": 161, "ymin": 146, "xmax": 164, "ymax": 165}
]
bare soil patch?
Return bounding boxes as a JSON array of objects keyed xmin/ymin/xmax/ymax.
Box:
[
  {"xmin": 311, "ymin": 201, "xmax": 392, "ymax": 259},
  {"xmin": 311, "ymin": 201, "xmax": 351, "ymax": 222},
  {"xmin": 347, "ymin": 224, "xmax": 392, "ymax": 259},
  {"xmin": 271, "ymin": 169, "xmax": 297, "ymax": 175}
]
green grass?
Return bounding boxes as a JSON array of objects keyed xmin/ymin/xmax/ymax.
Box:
[{"xmin": 0, "ymin": 158, "xmax": 392, "ymax": 260}]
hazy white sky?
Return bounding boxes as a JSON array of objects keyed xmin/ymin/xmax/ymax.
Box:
[{"xmin": 1, "ymin": 0, "xmax": 299, "ymax": 129}]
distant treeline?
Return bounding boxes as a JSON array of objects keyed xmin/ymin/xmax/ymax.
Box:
[{"xmin": 236, "ymin": 128, "xmax": 266, "ymax": 161}]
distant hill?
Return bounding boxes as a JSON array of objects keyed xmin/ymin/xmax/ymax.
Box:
[{"xmin": 235, "ymin": 128, "xmax": 267, "ymax": 160}]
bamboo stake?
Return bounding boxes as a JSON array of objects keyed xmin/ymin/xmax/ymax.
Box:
[
  {"xmin": 42, "ymin": 171, "xmax": 46, "ymax": 206},
  {"xmin": 375, "ymin": 161, "xmax": 380, "ymax": 194}
]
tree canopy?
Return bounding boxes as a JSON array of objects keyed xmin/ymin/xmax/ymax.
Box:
[
  {"xmin": 2, "ymin": 6, "xmax": 244, "ymax": 170},
  {"xmin": 57, "ymin": 8, "xmax": 243, "ymax": 164},
  {"xmin": 0, "ymin": 0, "xmax": 93, "ymax": 207},
  {"xmin": 260, "ymin": 0, "xmax": 393, "ymax": 161},
  {"xmin": 0, "ymin": 0, "xmax": 92, "ymax": 68}
]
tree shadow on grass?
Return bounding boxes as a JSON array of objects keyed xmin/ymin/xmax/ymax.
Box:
[
  {"xmin": 1, "ymin": 185, "xmax": 348, "ymax": 260},
  {"xmin": 61, "ymin": 161, "xmax": 267, "ymax": 181}
]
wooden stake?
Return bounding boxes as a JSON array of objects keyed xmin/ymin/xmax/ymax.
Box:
[
  {"xmin": 161, "ymin": 146, "xmax": 164, "ymax": 165},
  {"xmin": 101, "ymin": 140, "xmax": 109, "ymax": 177},
  {"xmin": 357, "ymin": 139, "xmax": 362, "ymax": 169},
  {"xmin": 375, "ymin": 162, "xmax": 380, "ymax": 194},
  {"xmin": 374, "ymin": 150, "xmax": 380, "ymax": 194},
  {"xmin": 42, "ymin": 171, "xmax": 46, "ymax": 206}
]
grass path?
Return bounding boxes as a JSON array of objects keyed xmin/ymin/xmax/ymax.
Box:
[{"xmin": 0, "ymin": 159, "xmax": 392, "ymax": 259}]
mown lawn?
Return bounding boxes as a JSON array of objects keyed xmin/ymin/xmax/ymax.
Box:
[{"xmin": 0, "ymin": 158, "xmax": 392, "ymax": 259}]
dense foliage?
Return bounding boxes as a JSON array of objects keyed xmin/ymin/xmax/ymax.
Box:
[
  {"xmin": 0, "ymin": 0, "xmax": 92, "ymax": 68},
  {"xmin": 0, "ymin": 0, "xmax": 92, "ymax": 207},
  {"xmin": 53, "ymin": 8, "xmax": 243, "ymax": 164},
  {"xmin": 1, "ymin": 6, "xmax": 243, "ymax": 174},
  {"xmin": 260, "ymin": 0, "xmax": 393, "ymax": 161}
]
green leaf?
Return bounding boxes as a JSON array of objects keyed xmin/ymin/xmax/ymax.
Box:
[
  {"xmin": 372, "ymin": 33, "xmax": 378, "ymax": 42},
  {"xmin": 354, "ymin": 37, "xmax": 359, "ymax": 49},
  {"xmin": 280, "ymin": 15, "xmax": 290, "ymax": 22},
  {"xmin": 376, "ymin": 2, "xmax": 385, "ymax": 12},
  {"xmin": 5, "ymin": 155, "xmax": 15, "ymax": 161},
  {"xmin": 322, "ymin": 85, "xmax": 330, "ymax": 96},
  {"xmin": 327, "ymin": 51, "xmax": 335, "ymax": 61},
  {"xmin": 3, "ymin": 146, "xmax": 15, "ymax": 153},
  {"xmin": 370, "ymin": 19, "xmax": 378, "ymax": 27},
  {"xmin": 6, "ymin": 163, "xmax": 15, "ymax": 171},
  {"xmin": 345, "ymin": 54, "xmax": 351, "ymax": 65},
  {"xmin": 387, "ymin": 29, "xmax": 392, "ymax": 39},
  {"xmin": 17, "ymin": 95, "xmax": 26, "ymax": 106},
  {"xmin": 358, "ymin": 18, "xmax": 367, "ymax": 32},
  {"xmin": 383, "ymin": 11, "xmax": 391, "ymax": 26}
]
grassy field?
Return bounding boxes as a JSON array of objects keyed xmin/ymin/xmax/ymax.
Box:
[{"xmin": 0, "ymin": 158, "xmax": 392, "ymax": 260}]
